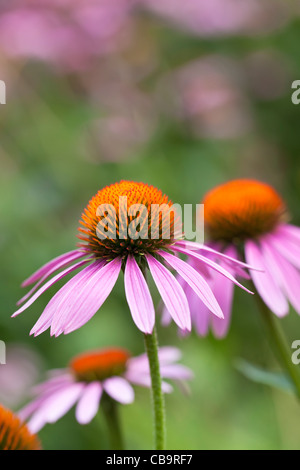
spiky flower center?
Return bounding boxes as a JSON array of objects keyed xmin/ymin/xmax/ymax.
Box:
[
  {"xmin": 203, "ymin": 179, "xmax": 286, "ymax": 242},
  {"xmin": 0, "ymin": 405, "xmax": 41, "ymax": 450},
  {"xmin": 78, "ymin": 180, "xmax": 179, "ymax": 260},
  {"xmin": 70, "ymin": 348, "xmax": 130, "ymax": 382}
]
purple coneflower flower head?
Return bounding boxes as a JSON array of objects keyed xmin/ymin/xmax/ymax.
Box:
[
  {"xmin": 0, "ymin": 404, "xmax": 41, "ymax": 450},
  {"xmin": 18, "ymin": 346, "xmax": 193, "ymax": 432},
  {"xmin": 13, "ymin": 180, "xmax": 253, "ymax": 336},
  {"xmin": 179, "ymin": 179, "xmax": 300, "ymax": 337},
  {"xmin": 0, "ymin": 344, "xmax": 42, "ymax": 409}
]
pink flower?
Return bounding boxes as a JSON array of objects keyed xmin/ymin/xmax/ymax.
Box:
[
  {"xmin": 18, "ymin": 346, "xmax": 193, "ymax": 432},
  {"xmin": 140, "ymin": 0, "xmax": 290, "ymax": 37},
  {"xmin": 177, "ymin": 179, "xmax": 300, "ymax": 337},
  {"xmin": 0, "ymin": 344, "xmax": 42, "ymax": 409},
  {"xmin": 0, "ymin": 0, "xmax": 136, "ymax": 71},
  {"xmin": 157, "ymin": 56, "xmax": 252, "ymax": 139},
  {"xmin": 13, "ymin": 181, "xmax": 253, "ymax": 336}
]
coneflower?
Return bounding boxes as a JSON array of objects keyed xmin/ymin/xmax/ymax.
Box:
[
  {"xmin": 0, "ymin": 404, "xmax": 41, "ymax": 450},
  {"xmin": 18, "ymin": 346, "xmax": 192, "ymax": 449},
  {"xmin": 176, "ymin": 179, "xmax": 300, "ymax": 397},
  {"xmin": 13, "ymin": 180, "xmax": 253, "ymax": 449},
  {"xmin": 13, "ymin": 180, "xmax": 252, "ymax": 336}
]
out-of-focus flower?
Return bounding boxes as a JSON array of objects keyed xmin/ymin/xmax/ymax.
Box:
[
  {"xmin": 18, "ymin": 346, "xmax": 193, "ymax": 432},
  {"xmin": 140, "ymin": 0, "xmax": 291, "ymax": 37},
  {"xmin": 0, "ymin": 0, "xmax": 137, "ymax": 71},
  {"xmin": 0, "ymin": 344, "xmax": 42, "ymax": 409},
  {"xmin": 177, "ymin": 179, "xmax": 300, "ymax": 337},
  {"xmin": 13, "ymin": 180, "xmax": 254, "ymax": 336},
  {"xmin": 83, "ymin": 83, "xmax": 156, "ymax": 162},
  {"xmin": 158, "ymin": 56, "xmax": 252, "ymax": 139},
  {"xmin": 0, "ymin": 403, "xmax": 41, "ymax": 450}
]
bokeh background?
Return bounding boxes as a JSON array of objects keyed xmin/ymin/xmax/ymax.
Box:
[{"xmin": 1, "ymin": 0, "xmax": 300, "ymax": 450}]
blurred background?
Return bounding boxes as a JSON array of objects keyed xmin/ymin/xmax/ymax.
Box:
[{"xmin": 1, "ymin": 0, "xmax": 300, "ymax": 450}]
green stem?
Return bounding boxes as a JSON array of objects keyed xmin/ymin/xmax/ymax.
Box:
[
  {"xmin": 102, "ymin": 394, "xmax": 125, "ymax": 450},
  {"xmin": 144, "ymin": 326, "xmax": 166, "ymax": 450},
  {"xmin": 253, "ymin": 287, "xmax": 300, "ymax": 399}
]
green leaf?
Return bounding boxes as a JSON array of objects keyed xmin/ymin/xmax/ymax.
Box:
[{"xmin": 235, "ymin": 358, "xmax": 296, "ymax": 393}]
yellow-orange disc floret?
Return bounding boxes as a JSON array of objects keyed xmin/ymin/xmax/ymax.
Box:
[
  {"xmin": 0, "ymin": 404, "xmax": 41, "ymax": 450},
  {"xmin": 70, "ymin": 348, "xmax": 130, "ymax": 382},
  {"xmin": 78, "ymin": 181, "xmax": 180, "ymax": 259},
  {"xmin": 203, "ymin": 179, "xmax": 287, "ymax": 242}
]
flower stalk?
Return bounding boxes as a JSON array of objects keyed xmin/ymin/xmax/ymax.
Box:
[
  {"xmin": 144, "ymin": 326, "xmax": 166, "ymax": 450},
  {"xmin": 253, "ymin": 284, "xmax": 300, "ymax": 399},
  {"xmin": 102, "ymin": 394, "xmax": 124, "ymax": 450}
]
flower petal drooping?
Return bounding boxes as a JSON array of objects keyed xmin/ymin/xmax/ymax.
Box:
[
  {"xmin": 245, "ymin": 240, "xmax": 289, "ymax": 317},
  {"xmin": 124, "ymin": 255, "xmax": 155, "ymax": 334},
  {"xmin": 158, "ymin": 250, "xmax": 224, "ymax": 319},
  {"xmin": 75, "ymin": 382, "xmax": 103, "ymax": 425},
  {"xmin": 146, "ymin": 254, "xmax": 191, "ymax": 331}
]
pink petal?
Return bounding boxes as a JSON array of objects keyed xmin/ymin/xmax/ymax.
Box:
[
  {"xmin": 210, "ymin": 268, "xmax": 234, "ymax": 338},
  {"xmin": 75, "ymin": 382, "xmax": 103, "ymax": 424},
  {"xmin": 17, "ymin": 251, "xmax": 88, "ymax": 305},
  {"xmin": 29, "ymin": 260, "xmax": 102, "ymax": 336},
  {"xmin": 159, "ymin": 250, "xmax": 224, "ymax": 319},
  {"xmin": 27, "ymin": 411, "xmax": 49, "ymax": 434},
  {"xmin": 172, "ymin": 245, "xmax": 253, "ymax": 294},
  {"xmin": 220, "ymin": 245, "xmax": 250, "ymax": 280},
  {"xmin": 18, "ymin": 396, "xmax": 48, "ymax": 423},
  {"xmin": 260, "ymin": 239, "xmax": 300, "ymax": 315},
  {"xmin": 52, "ymin": 258, "xmax": 122, "ymax": 336},
  {"xmin": 43, "ymin": 382, "xmax": 85, "ymax": 423},
  {"xmin": 21, "ymin": 250, "xmax": 86, "ymax": 287},
  {"xmin": 188, "ymin": 286, "xmax": 211, "ymax": 336},
  {"xmin": 276, "ymin": 223, "xmax": 300, "ymax": 244},
  {"xmin": 12, "ymin": 259, "xmax": 90, "ymax": 318},
  {"xmin": 27, "ymin": 382, "xmax": 84, "ymax": 432},
  {"xmin": 245, "ymin": 240, "xmax": 289, "ymax": 317},
  {"xmin": 124, "ymin": 371, "xmax": 173, "ymax": 393},
  {"xmin": 176, "ymin": 265, "xmax": 210, "ymax": 336},
  {"xmin": 161, "ymin": 306, "xmax": 172, "ymax": 326},
  {"xmin": 160, "ymin": 364, "xmax": 194, "ymax": 381},
  {"xmin": 31, "ymin": 373, "xmax": 72, "ymax": 395},
  {"xmin": 161, "ymin": 272, "xmax": 188, "ymax": 327},
  {"xmin": 158, "ymin": 347, "xmax": 182, "ymax": 365},
  {"xmin": 174, "ymin": 240, "xmax": 258, "ymax": 271},
  {"xmin": 267, "ymin": 232, "xmax": 300, "ymax": 270},
  {"xmin": 103, "ymin": 377, "xmax": 134, "ymax": 404},
  {"xmin": 146, "ymin": 254, "xmax": 191, "ymax": 331},
  {"xmin": 46, "ymin": 261, "xmax": 104, "ymax": 336},
  {"xmin": 124, "ymin": 255, "xmax": 155, "ymax": 334},
  {"xmin": 127, "ymin": 347, "xmax": 182, "ymax": 375}
]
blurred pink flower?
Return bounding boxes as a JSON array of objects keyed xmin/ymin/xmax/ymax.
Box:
[
  {"xmin": 140, "ymin": 0, "xmax": 291, "ymax": 37},
  {"xmin": 83, "ymin": 80, "xmax": 156, "ymax": 162},
  {"xmin": 18, "ymin": 346, "xmax": 193, "ymax": 432},
  {"xmin": 0, "ymin": 344, "xmax": 42, "ymax": 409},
  {"xmin": 158, "ymin": 56, "xmax": 253, "ymax": 139},
  {"xmin": 0, "ymin": 0, "xmax": 137, "ymax": 71}
]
